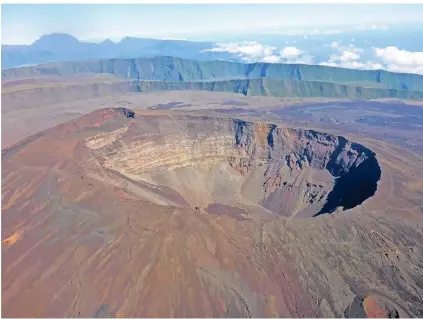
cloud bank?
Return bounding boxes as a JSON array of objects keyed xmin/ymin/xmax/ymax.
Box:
[
  {"xmin": 205, "ymin": 42, "xmax": 314, "ymax": 64},
  {"xmin": 320, "ymin": 44, "xmax": 382, "ymax": 70},
  {"xmin": 206, "ymin": 41, "xmax": 423, "ymax": 75},
  {"xmin": 322, "ymin": 45, "xmax": 423, "ymax": 74},
  {"xmin": 374, "ymin": 46, "xmax": 423, "ymax": 74},
  {"xmin": 204, "ymin": 41, "xmax": 277, "ymax": 63}
]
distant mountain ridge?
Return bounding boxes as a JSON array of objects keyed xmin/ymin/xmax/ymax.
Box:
[
  {"xmin": 31, "ymin": 33, "xmax": 81, "ymax": 51},
  {"xmin": 3, "ymin": 56, "xmax": 423, "ymax": 92},
  {"xmin": 2, "ymin": 33, "xmax": 220, "ymax": 69}
]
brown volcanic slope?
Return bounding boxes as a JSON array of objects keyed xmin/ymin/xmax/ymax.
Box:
[{"xmin": 2, "ymin": 108, "xmax": 423, "ymax": 317}]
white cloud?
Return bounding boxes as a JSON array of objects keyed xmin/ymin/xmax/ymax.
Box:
[
  {"xmin": 334, "ymin": 50, "xmax": 360, "ymax": 62},
  {"xmin": 330, "ymin": 41, "xmax": 339, "ymax": 48},
  {"xmin": 373, "ymin": 46, "xmax": 423, "ymax": 75},
  {"xmin": 204, "ymin": 42, "xmax": 313, "ymax": 64},
  {"xmin": 383, "ymin": 64, "xmax": 423, "ymax": 75},
  {"xmin": 204, "ymin": 41, "xmax": 278, "ymax": 63},
  {"xmin": 280, "ymin": 46, "xmax": 303, "ymax": 58},
  {"xmin": 374, "ymin": 46, "xmax": 423, "ymax": 66},
  {"xmin": 322, "ymin": 44, "xmax": 423, "ymax": 74},
  {"xmin": 206, "ymin": 40, "xmax": 423, "ymax": 75},
  {"xmin": 321, "ymin": 43, "xmax": 382, "ymax": 71},
  {"xmin": 327, "ymin": 45, "xmax": 363, "ymax": 64},
  {"xmin": 280, "ymin": 46, "xmax": 314, "ymax": 64},
  {"xmin": 262, "ymin": 55, "xmax": 282, "ymax": 63}
]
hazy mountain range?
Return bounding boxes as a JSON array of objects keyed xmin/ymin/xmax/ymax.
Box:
[
  {"xmin": 3, "ymin": 28, "xmax": 423, "ymax": 76},
  {"xmin": 2, "ymin": 33, "xmax": 234, "ymax": 69}
]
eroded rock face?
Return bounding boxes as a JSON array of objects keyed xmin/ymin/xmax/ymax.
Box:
[{"xmin": 85, "ymin": 109, "xmax": 381, "ymax": 217}]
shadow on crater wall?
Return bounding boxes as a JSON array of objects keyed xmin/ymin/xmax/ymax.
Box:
[
  {"xmin": 314, "ymin": 145, "xmax": 381, "ymax": 217},
  {"xmin": 84, "ymin": 110, "xmax": 382, "ymax": 218}
]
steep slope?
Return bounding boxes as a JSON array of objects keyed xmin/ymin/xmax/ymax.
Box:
[
  {"xmin": 3, "ymin": 78, "xmax": 423, "ymax": 113},
  {"xmin": 132, "ymin": 78, "xmax": 423, "ymax": 100},
  {"xmin": 3, "ymin": 56, "xmax": 423, "ymax": 91}
]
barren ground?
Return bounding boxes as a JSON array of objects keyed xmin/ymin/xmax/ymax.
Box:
[{"xmin": 2, "ymin": 77, "xmax": 423, "ymax": 317}]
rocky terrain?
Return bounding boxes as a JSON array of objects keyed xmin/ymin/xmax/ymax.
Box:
[
  {"xmin": 2, "ymin": 107, "xmax": 423, "ymax": 317},
  {"xmin": 2, "ymin": 54, "xmax": 423, "ymax": 318}
]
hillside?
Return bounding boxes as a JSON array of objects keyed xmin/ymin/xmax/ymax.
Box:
[
  {"xmin": 3, "ymin": 56, "xmax": 423, "ymax": 92},
  {"xmin": 3, "ymin": 107, "xmax": 423, "ymax": 317}
]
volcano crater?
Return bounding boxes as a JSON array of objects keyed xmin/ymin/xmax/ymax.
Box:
[{"xmin": 85, "ymin": 109, "xmax": 381, "ymax": 218}]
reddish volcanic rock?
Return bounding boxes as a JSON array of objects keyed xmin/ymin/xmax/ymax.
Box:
[
  {"xmin": 2, "ymin": 108, "xmax": 423, "ymax": 318},
  {"xmin": 363, "ymin": 296, "xmax": 400, "ymax": 318}
]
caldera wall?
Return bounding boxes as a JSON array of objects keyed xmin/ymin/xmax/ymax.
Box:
[{"xmin": 85, "ymin": 111, "xmax": 381, "ymax": 217}]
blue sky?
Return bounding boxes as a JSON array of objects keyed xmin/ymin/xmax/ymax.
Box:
[{"xmin": 2, "ymin": 4, "xmax": 423, "ymax": 44}]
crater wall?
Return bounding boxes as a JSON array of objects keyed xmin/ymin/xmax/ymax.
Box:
[{"xmin": 85, "ymin": 111, "xmax": 381, "ymax": 217}]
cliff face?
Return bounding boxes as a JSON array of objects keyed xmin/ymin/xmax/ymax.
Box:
[
  {"xmin": 137, "ymin": 79, "xmax": 423, "ymax": 100},
  {"xmin": 3, "ymin": 78, "xmax": 423, "ymax": 113},
  {"xmin": 85, "ymin": 112, "xmax": 381, "ymax": 217},
  {"xmin": 3, "ymin": 56, "xmax": 423, "ymax": 91}
]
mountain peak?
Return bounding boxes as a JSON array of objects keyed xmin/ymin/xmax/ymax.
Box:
[
  {"xmin": 100, "ymin": 38, "xmax": 116, "ymax": 45},
  {"xmin": 31, "ymin": 33, "xmax": 80, "ymax": 49}
]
